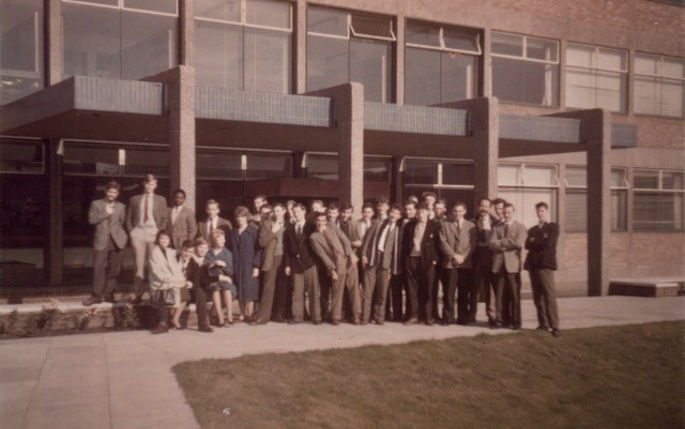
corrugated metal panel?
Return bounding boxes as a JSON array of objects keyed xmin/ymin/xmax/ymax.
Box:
[
  {"xmin": 500, "ymin": 114, "xmax": 581, "ymax": 143},
  {"xmin": 196, "ymin": 86, "xmax": 331, "ymax": 127},
  {"xmin": 611, "ymin": 123, "xmax": 637, "ymax": 148},
  {"xmin": 73, "ymin": 76, "xmax": 165, "ymax": 115},
  {"xmin": 364, "ymin": 102, "xmax": 468, "ymax": 136}
]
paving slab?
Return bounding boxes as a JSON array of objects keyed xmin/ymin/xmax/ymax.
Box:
[{"xmin": 0, "ymin": 296, "xmax": 683, "ymax": 429}]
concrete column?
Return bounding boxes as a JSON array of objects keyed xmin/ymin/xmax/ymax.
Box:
[
  {"xmin": 307, "ymin": 83, "xmax": 365, "ymax": 219},
  {"xmin": 391, "ymin": 156, "xmax": 403, "ymax": 203},
  {"xmin": 295, "ymin": 0, "xmax": 307, "ymax": 94},
  {"xmin": 394, "ymin": 15, "xmax": 405, "ymax": 105},
  {"xmin": 45, "ymin": 0, "xmax": 63, "ymax": 85},
  {"xmin": 555, "ymin": 109, "xmax": 612, "ymax": 296},
  {"xmin": 442, "ymin": 97, "xmax": 500, "ymax": 211},
  {"xmin": 146, "ymin": 66, "xmax": 197, "ymax": 208},
  {"xmin": 481, "ymin": 29, "xmax": 492, "ymax": 97},
  {"xmin": 179, "ymin": 0, "xmax": 194, "ymax": 66},
  {"xmin": 559, "ymin": 39, "xmax": 568, "ymax": 109},
  {"xmin": 45, "ymin": 138, "xmax": 63, "ymax": 286}
]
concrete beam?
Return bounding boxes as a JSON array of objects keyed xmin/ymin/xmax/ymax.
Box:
[{"xmin": 308, "ymin": 83, "xmax": 365, "ymax": 219}]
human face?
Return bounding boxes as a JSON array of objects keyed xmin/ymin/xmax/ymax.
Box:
[
  {"xmin": 213, "ymin": 234, "xmax": 226, "ymax": 248},
  {"xmin": 158, "ymin": 234, "xmax": 171, "ymax": 248},
  {"xmin": 236, "ymin": 215, "xmax": 248, "ymax": 228},
  {"xmin": 362, "ymin": 207, "xmax": 374, "ymax": 221},
  {"xmin": 254, "ymin": 197, "xmax": 265, "ymax": 212},
  {"xmin": 536, "ymin": 206, "xmax": 548, "ymax": 222},
  {"xmin": 479, "ymin": 199, "xmax": 491, "ymax": 215},
  {"xmin": 494, "ymin": 203, "xmax": 504, "ymax": 218},
  {"xmin": 293, "ymin": 206, "xmax": 305, "ymax": 222},
  {"xmin": 434, "ymin": 203, "xmax": 446, "ymax": 218},
  {"xmin": 389, "ymin": 208, "xmax": 402, "ymax": 222},
  {"xmin": 144, "ymin": 180, "xmax": 157, "ymax": 194},
  {"xmin": 503, "ymin": 206, "xmax": 515, "ymax": 223},
  {"xmin": 404, "ymin": 204, "xmax": 416, "ymax": 220},
  {"xmin": 274, "ymin": 205, "xmax": 286, "ymax": 221},
  {"xmin": 327, "ymin": 208, "xmax": 339, "ymax": 222},
  {"xmin": 315, "ymin": 215, "xmax": 328, "ymax": 230},
  {"xmin": 206, "ymin": 203, "xmax": 219, "ymax": 219},
  {"xmin": 417, "ymin": 208, "xmax": 429, "ymax": 223},
  {"xmin": 377, "ymin": 202, "xmax": 389, "ymax": 215},
  {"xmin": 182, "ymin": 246, "xmax": 195, "ymax": 260},
  {"xmin": 105, "ymin": 188, "xmax": 119, "ymax": 202},
  {"xmin": 195, "ymin": 244, "xmax": 209, "ymax": 258},
  {"xmin": 425, "ymin": 195, "xmax": 435, "ymax": 207},
  {"xmin": 174, "ymin": 192, "xmax": 185, "ymax": 207},
  {"xmin": 260, "ymin": 207, "xmax": 272, "ymax": 221},
  {"xmin": 341, "ymin": 208, "xmax": 352, "ymax": 221},
  {"xmin": 453, "ymin": 205, "xmax": 466, "ymax": 220},
  {"xmin": 311, "ymin": 202, "xmax": 324, "ymax": 213}
]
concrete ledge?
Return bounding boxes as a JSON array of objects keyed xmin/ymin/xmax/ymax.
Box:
[{"xmin": 609, "ymin": 277, "xmax": 684, "ymax": 297}]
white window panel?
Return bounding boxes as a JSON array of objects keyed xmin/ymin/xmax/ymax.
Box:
[{"xmin": 497, "ymin": 164, "xmax": 521, "ymax": 186}]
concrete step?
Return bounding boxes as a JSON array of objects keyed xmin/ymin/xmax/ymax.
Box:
[{"xmin": 609, "ymin": 277, "xmax": 685, "ymax": 298}]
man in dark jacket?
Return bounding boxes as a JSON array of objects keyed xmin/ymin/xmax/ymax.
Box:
[{"xmin": 524, "ymin": 201, "xmax": 561, "ymax": 337}]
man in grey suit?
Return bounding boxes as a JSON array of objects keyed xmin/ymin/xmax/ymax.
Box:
[
  {"xmin": 439, "ymin": 202, "xmax": 476, "ymax": 325},
  {"xmin": 125, "ymin": 174, "xmax": 169, "ymax": 303},
  {"xmin": 83, "ymin": 181, "xmax": 128, "ymax": 306},
  {"xmin": 309, "ymin": 212, "xmax": 358, "ymax": 325},
  {"xmin": 490, "ymin": 203, "xmax": 527, "ymax": 329},
  {"xmin": 168, "ymin": 189, "xmax": 197, "ymax": 249}
]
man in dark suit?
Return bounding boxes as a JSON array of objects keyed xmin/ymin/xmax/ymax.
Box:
[
  {"xmin": 524, "ymin": 202, "xmax": 561, "ymax": 337},
  {"xmin": 360, "ymin": 204, "xmax": 403, "ymax": 325},
  {"xmin": 197, "ymin": 199, "xmax": 232, "ymax": 241},
  {"xmin": 284, "ymin": 203, "xmax": 321, "ymax": 324},
  {"xmin": 490, "ymin": 203, "xmax": 526, "ymax": 329},
  {"xmin": 439, "ymin": 202, "xmax": 476, "ymax": 325},
  {"xmin": 168, "ymin": 189, "xmax": 197, "ymax": 249},
  {"xmin": 402, "ymin": 203, "xmax": 440, "ymax": 325},
  {"xmin": 310, "ymin": 212, "xmax": 358, "ymax": 325},
  {"xmin": 83, "ymin": 181, "xmax": 128, "ymax": 306},
  {"xmin": 125, "ymin": 174, "xmax": 168, "ymax": 303},
  {"xmin": 472, "ymin": 198, "xmax": 498, "ymax": 326},
  {"xmin": 339, "ymin": 202, "xmax": 362, "ymax": 323}
]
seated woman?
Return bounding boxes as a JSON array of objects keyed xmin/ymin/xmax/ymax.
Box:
[
  {"xmin": 178, "ymin": 238, "xmax": 213, "ymax": 333},
  {"xmin": 205, "ymin": 229, "xmax": 236, "ymax": 326},
  {"xmin": 148, "ymin": 230, "xmax": 191, "ymax": 334}
]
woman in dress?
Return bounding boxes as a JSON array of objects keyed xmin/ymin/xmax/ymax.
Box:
[
  {"xmin": 148, "ymin": 230, "xmax": 191, "ymax": 333},
  {"xmin": 205, "ymin": 229, "xmax": 236, "ymax": 326},
  {"xmin": 228, "ymin": 206, "xmax": 262, "ymax": 322}
]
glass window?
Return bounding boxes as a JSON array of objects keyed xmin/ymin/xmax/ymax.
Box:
[
  {"xmin": 0, "ymin": 0, "xmax": 44, "ymax": 104},
  {"xmin": 524, "ymin": 165, "xmax": 556, "ymax": 186},
  {"xmin": 123, "ymin": 0, "xmax": 177, "ymax": 14},
  {"xmin": 245, "ymin": 152, "xmax": 291, "ymax": 180},
  {"xmin": 442, "ymin": 162, "xmax": 473, "ymax": 185},
  {"xmin": 566, "ymin": 43, "xmax": 628, "ymax": 113},
  {"xmin": 364, "ymin": 157, "xmax": 390, "ymax": 182},
  {"xmin": 305, "ymin": 154, "xmax": 338, "ymax": 180},
  {"xmin": 498, "ymin": 163, "xmax": 558, "ymax": 227},
  {"xmin": 634, "ymin": 53, "xmax": 684, "ymax": 118},
  {"xmin": 497, "ymin": 164, "xmax": 520, "ymax": 186},
  {"xmin": 195, "ymin": 0, "xmax": 292, "ymax": 93},
  {"xmin": 633, "ymin": 169, "xmax": 660, "ymax": 189},
  {"xmin": 63, "ymin": 142, "xmax": 120, "ymax": 176},
  {"xmin": 404, "ymin": 160, "xmax": 438, "ymax": 185},
  {"xmin": 491, "ymin": 32, "xmax": 559, "ymax": 107},
  {"xmin": 62, "ymin": 1, "xmax": 178, "ymax": 81},
  {"xmin": 565, "ymin": 166, "xmax": 587, "ymax": 187},
  {"xmin": 307, "ymin": 6, "xmax": 394, "ymax": 103},
  {"xmin": 497, "ymin": 188, "xmax": 557, "ymax": 228},
  {"xmin": 1, "ymin": 174, "xmax": 45, "ymax": 249},
  {"xmin": 123, "ymin": 146, "xmax": 169, "ymax": 177},
  {"xmin": 632, "ymin": 169, "xmax": 685, "ymax": 231},
  {"xmin": 405, "ymin": 21, "xmax": 480, "ymax": 106},
  {"xmin": 0, "ymin": 139, "xmax": 43, "ymax": 174},
  {"xmin": 196, "ymin": 150, "xmax": 242, "ymax": 180}
]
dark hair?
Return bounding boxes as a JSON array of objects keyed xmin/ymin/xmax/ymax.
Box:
[
  {"xmin": 260, "ymin": 204, "xmax": 273, "ymax": 213},
  {"xmin": 340, "ymin": 201, "xmax": 353, "ymax": 211},
  {"xmin": 315, "ymin": 212, "xmax": 327, "ymax": 219},
  {"xmin": 143, "ymin": 174, "xmax": 157, "ymax": 184},
  {"xmin": 327, "ymin": 203, "xmax": 339, "ymax": 211},
  {"xmin": 293, "ymin": 203, "xmax": 306, "ymax": 212},
  {"xmin": 206, "ymin": 199, "xmax": 220, "ymax": 208},
  {"xmin": 193, "ymin": 237, "xmax": 209, "ymax": 247},
  {"xmin": 273, "ymin": 202, "xmax": 285, "ymax": 211},
  {"xmin": 492, "ymin": 198, "xmax": 506, "ymax": 206},
  {"xmin": 504, "ymin": 202, "xmax": 515, "ymax": 210},
  {"xmin": 155, "ymin": 229, "xmax": 171, "ymax": 245},
  {"xmin": 181, "ymin": 239, "xmax": 195, "ymax": 249},
  {"xmin": 174, "ymin": 189, "xmax": 186, "ymax": 197},
  {"xmin": 254, "ymin": 194, "xmax": 267, "ymax": 201},
  {"xmin": 453, "ymin": 201, "xmax": 467, "ymax": 210},
  {"xmin": 417, "ymin": 203, "xmax": 429, "ymax": 211},
  {"xmin": 235, "ymin": 205, "xmax": 250, "ymax": 218},
  {"xmin": 535, "ymin": 201, "xmax": 549, "ymax": 210},
  {"xmin": 389, "ymin": 204, "xmax": 403, "ymax": 213},
  {"xmin": 478, "ymin": 197, "xmax": 491, "ymax": 206},
  {"xmin": 376, "ymin": 196, "xmax": 390, "ymax": 205},
  {"xmin": 435, "ymin": 198, "xmax": 447, "ymax": 207},
  {"xmin": 422, "ymin": 191, "xmax": 437, "ymax": 200},
  {"xmin": 285, "ymin": 200, "xmax": 296, "ymax": 207},
  {"xmin": 362, "ymin": 203, "xmax": 375, "ymax": 212},
  {"xmin": 404, "ymin": 200, "xmax": 417, "ymax": 210},
  {"xmin": 104, "ymin": 181, "xmax": 120, "ymax": 192}
]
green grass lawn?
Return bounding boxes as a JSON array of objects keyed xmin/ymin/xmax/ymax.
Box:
[{"xmin": 174, "ymin": 321, "xmax": 685, "ymax": 429}]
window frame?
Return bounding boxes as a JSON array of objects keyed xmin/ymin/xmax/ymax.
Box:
[
  {"xmin": 405, "ymin": 20, "xmax": 481, "ymax": 56},
  {"xmin": 401, "ymin": 157, "xmax": 475, "ymax": 190},
  {"xmin": 194, "ymin": 0, "xmax": 292, "ymax": 33},
  {"xmin": 0, "ymin": 136, "xmax": 45, "ymax": 175},
  {"xmin": 632, "ymin": 168, "xmax": 685, "ymax": 232},
  {"xmin": 63, "ymin": 0, "xmax": 179, "ymax": 17},
  {"xmin": 306, "ymin": 7, "xmax": 396, "ymax": 42},
  {"xmin": 61, "ymin": 139, "xmax": 169, "ymax": 178},
  {"xmin": 633, "ymin": 52, "xmax": 685, "ymax": 118},
  {"xmin": 491, "ymin": 31, "xmax": 559, "ymax": 65}
]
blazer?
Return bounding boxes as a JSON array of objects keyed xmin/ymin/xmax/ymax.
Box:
[
  {"xmin": 148, "ymin": 245, "xmax": 185, "ymax": 290},
  {"xmin": 283, "ymin": 223, "xmax": 317, "ymax": 273},
  {"xmin": 439, "ymin": 219, "xmax": 476, "ymax": 269},
  {"xmin": 401, "ymin": 219, "xmax": 440, "ymax": 269},
  {"xmin": 88, "ymin": 199, "xmax": 128, "ymax": 251},
  {"xmin": 360, "ymin": 219, "xmax": 403, "ymax": 273},
  {"xmin": 489, "ymin": 221, "xmax": 527, "ymax": 274},
  {"xmin": 524, "ymin": 222, "xmax": 559, "ymax": 271},
  {"xmin": 168, "ymin": 206, "xmax": 197, "ymax": 249},
  {"xmin": 309, "ymin": 225, "xmax": 353, "ymax": 274},
  {"xmin": 258, "ymin": 219, "xmax": 285, "ymax": 272},
  {"xmin": 126, "ymin": 194, "xmax": 168, "ymax": 232},
  {"xmin": 197, "ymin": 217, "xmax": 233, "ymax": 242},
  {"xmin": 472, "ymin": 214, "xmax": 499, "ymax": 268}
]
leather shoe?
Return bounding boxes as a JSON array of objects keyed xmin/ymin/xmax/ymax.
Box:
[
  {"xmin": 331, "ymin": 319, "xmax": 340, "ymax": 326},
  {"xmin": 82, "ymin": 296, "xmax": 102, "ymax": 306},
  {"xmin": 404, "ymin": 317, "xmax": 418, "ymax": 325},
  {"xmin": 352, "ymin": 316, "xmax": 361, "ymax": 325},
  {"xmin": 313, "ymin": 320, "xmax": 322, "ymax": 325},
  {"xmin": 426, "ymin": 319, "xmax": 435, "ymax": 326},
  {"xmin": 552, "ymin": 329, "xmax": 561, "ymax": 337},
  {"xmin": 199, "ymin": 326, "xmax": 213, "ymax": 333},
  {"xmin": 536, "ymin": 325, "xmax": 550, "ymax": 331},
  {"xmin": 152, "ymin": 323, "xmax": 169, "ymax": 334}
]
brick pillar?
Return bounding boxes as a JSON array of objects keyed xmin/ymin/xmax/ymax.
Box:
[
  {"xmin": 295, "ymin": 0, "xmax": 307, "ymax": 94},
  {"xmin": 46, "ymin": 0, "xmax": 62, "ymax": 85},
  {"xmin": 394, "ymin": 15, "xmax": 405, "ymax": 105},
  {"xmin": 441, "ymin": 97, "xmax": 500, "ymax": 210},
  {"xmin": 555, "ymin": 109, "xmax": 611, "ymax": 296},
  {"xmin": 45, "ymin": 138, "xmax": 63, "ymax": 286},
  {"xmin": 308, "ymin": 83, "xmax": 365, "ymax": 219}
]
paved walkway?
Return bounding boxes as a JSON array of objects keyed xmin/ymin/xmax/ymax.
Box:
[{"xmin": 1, "ymin": 296, "xmax": 684, "ymax": 429}]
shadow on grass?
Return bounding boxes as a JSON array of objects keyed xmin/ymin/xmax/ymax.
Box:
[{"xmin": 174, "ymin": 321, "xmax": 685, "ymax": 429}]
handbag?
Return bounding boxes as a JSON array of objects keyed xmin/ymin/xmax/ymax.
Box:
[{"xmin": 152, "ymin": 289, "xmax": 176, "ymax": 307}]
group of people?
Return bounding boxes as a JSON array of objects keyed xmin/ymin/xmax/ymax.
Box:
[{"xmin": 84, "ymin": 174, "xmax": 561, "ymax": 337}]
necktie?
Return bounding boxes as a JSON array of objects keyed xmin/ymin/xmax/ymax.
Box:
[
  {"xmin": 504, "ymin": 223, "xmax": 509, "ymax": 237},
  {"xmin": 144, "ymin": 196, "xmax": 149, "ymax": 223},
  {"xmin": 209, "ymin": 220, "xmax": 214, "ymax": 236},
  {"xmin": 297, "ymin": 224, "xmax": 302, "ymax": 235}
]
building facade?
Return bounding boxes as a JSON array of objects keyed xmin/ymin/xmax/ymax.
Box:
[{"xmin": 1, "ymin": 0, "xmax": 683, "ymax": 294}]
